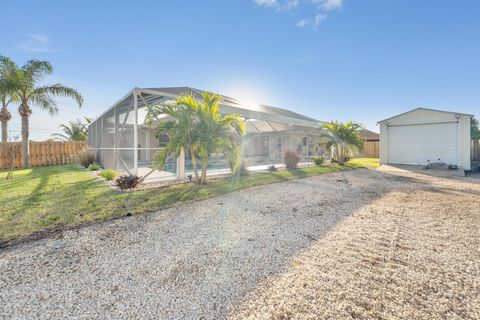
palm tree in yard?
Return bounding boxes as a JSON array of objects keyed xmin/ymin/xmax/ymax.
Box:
[
  {"xmin": 50, "ymin": 117, "xmax": 92, "ymax": 141},
  {"xmin": 11, "ymin": 60, "xmax": 83, "ymax": 167},
  {"xmin": 320, "ymin": 121, "xmax": 364, "ymax": 165},
  {"xmin": 0, "ymin": 56, "xmax": 18, "ymax": 144},
  {"xmin": 192, "ymin": 92, "xmax": 246, "ymax": 184},
  {"xmin": 146, "ymin": 92, "xmax": 245, "ymax": 184},
  {"xmin": 146, "ymin": 100, "xmax": 202, "ymax": 181}
]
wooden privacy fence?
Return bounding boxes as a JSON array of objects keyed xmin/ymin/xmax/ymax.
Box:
[
  {"xmin": 0, "ymin": 141, "xmax": 87, "ymax": 170},
  {"xmin": 472, "ymin": 139, "xmax": 480, "ymax": 161},
  {"xmin": 354, "ymin": 141, "xmax": 379, "ymax": 158}
]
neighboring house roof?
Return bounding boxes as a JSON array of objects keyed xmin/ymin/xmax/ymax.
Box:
[
  {"xmin": 358, "ymin": 129, "xmax": 379, "ymax": 141},
  {"xmin": 377, "ymin": 107, "xmax": 474, "ymax": 124}
]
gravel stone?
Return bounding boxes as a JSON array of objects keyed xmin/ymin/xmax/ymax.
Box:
[{"xmin": 1, "ymin": 169, "xmax": 479, "ymax": 319}]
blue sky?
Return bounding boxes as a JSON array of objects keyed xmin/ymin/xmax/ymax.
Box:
[{"xmin": 1, "ymin": 0, "xmax": 479, "ymax": 140}]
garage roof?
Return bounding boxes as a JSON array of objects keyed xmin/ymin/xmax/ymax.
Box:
[{"xmin": 377, "ymin": 107, "xmax": 473, "ymax": 124}]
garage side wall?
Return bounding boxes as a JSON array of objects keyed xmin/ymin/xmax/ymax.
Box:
[
  {"xmin": 379, "ymin": 123, "xmax": 388, "ymax": 165},
  {"xmin": 458, "ymin": 116, "xmax": 471, "ymax": 170}
]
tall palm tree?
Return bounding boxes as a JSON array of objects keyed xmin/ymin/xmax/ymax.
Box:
[
  {"xmin": 193, "ymin": 92, "xmax": 245, "ymax": 184},
  {"xmin": 0, "ymin": 56, "xmax": 18, "ymax": 143},
  {"xmin": 320, "ymin": 121, "xmax": 364, "ymax": 164},
  {"xmin": 50, "ymin": 117, "xmax": 92, "ymax": 141},
  {"xmin": 146, "ymin": 98, "xmax": 202, "ymax": 182},
  {"xmin": 146, "ymin": 92, "xmax": 245, "ymax": 184},
  {"xmin": 11, "ymin": 60, "xmax": 83, "ymax": 167}
]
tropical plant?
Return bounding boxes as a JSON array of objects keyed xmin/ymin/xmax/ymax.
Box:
[
  {"xmin": 284, "ymin": 150, "xmax": 300, "ymax": 169},
  {"xmin": 88, "ymin": 163, "xmax": 100, "ymax": 171},
  {"xmin": 100, "ymin": 169, "xmax": 118, "ymax": 181},
  {"xmin": 472, "ymin": 116, "xmax": 480, "ymax": 140},
  {"xmin": 51, "ymin": 117, "xmax": 92, "ymax": 141},
  {"xmin": 0, "ymin": 56, "xmax": 18, "ymax": 143},
  {"xmin": 78, "ymin": 149, "xmax": 96, "ymax": 168},
  {"xmin": 320, "ymin": 121, "xmax": 364, "ymax": 165},
  {"xmin": 114, "ymin": 174, "xmax": 140, "ymax": 190},
  {"xmin": 147, "ymin": 92, "xmax": 246, "ymax": 184},
  {"xmin": 8, "ymin": 59, "xmax": 83, "ymax": 167},
  {"xmin": 313, "ymin": 156, "xmax": 325, "ymax": 166},
  {"xmin": 146, "ymin": 99, "xmax": 201, "ymax": 181}
]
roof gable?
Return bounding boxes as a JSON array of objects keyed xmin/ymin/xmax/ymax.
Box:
[{"xmin": 377, "ymin": 107, "xmax": 473, "ymax": 124}]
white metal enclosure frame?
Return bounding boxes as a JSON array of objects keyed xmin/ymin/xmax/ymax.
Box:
[{"xmin": 88, "ymin": 87, "xmax": 326, "ymax": 181}]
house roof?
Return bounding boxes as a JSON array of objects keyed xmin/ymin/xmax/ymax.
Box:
[
  {"xmin": 377, "ymin": 107, "xmax": 474, "ymax": 124},
  {"xmin": 146, "ymin": 87, "xmax": 322, "ymax": 123},
  {"xmin": 358, "ymin": 129, "xmax": 379, "ymax": 141},
  {"xmin": 91, "ymin": 86, "xmax": 324, "ymax": 130}
]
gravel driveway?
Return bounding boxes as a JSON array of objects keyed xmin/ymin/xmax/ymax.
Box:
[{"xmin": 1, "ymin": 168, "xmax": 479, "ymax": 319}]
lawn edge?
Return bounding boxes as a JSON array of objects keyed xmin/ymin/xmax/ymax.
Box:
[{"xmin": 0, "ymin": 162, "xmax": 374, "ymax": 250}]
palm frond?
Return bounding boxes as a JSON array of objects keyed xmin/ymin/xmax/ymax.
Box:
[
  {"xmin": 32, "ymin": 83, "xmax": 83, "ymax": 107},
  {"xmin": 30, "ymin": 94, "xmax": 58, "ymax": 115},
  {"xmin": 22, "ymin": 60, "xmax": 53, "ymax": 85}
]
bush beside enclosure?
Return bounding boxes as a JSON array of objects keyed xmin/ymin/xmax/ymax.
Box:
[{"xmin": 284, "ymin": 150, "xmax": 300, "ymax": 169}]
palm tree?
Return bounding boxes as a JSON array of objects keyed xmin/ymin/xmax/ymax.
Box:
[
  {"xmin": 146, "ymin": 100, "xmax": 202, "ymax": 181},
  {"xmin": 50, "ymin": 117, "xmax": 92, "ymax": 141},
  {"xmin": 0, "ymin": 56, "xmax": 18, "ymax": 143},
  {"xmin": 192, "ymin": 92, "xmax": 245, "ymax": 184},
  {"xmin": 320, "ymin": 121, "xmax": 364, "ymax": 165},
  {"xmin": 11, "ymin": 60, "xmax": 83, "ymax": 167},
  {"xmin": 147, "ymin": 92, "xmax": 245, "ymax": 184}
]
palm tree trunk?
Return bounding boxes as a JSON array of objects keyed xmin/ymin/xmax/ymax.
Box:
[
  {"xmin": 190, "ymin": 149, "xmax": 200, "ymax": 181},
  {"xmin": 1, "ymin": 119, "xmax": 7, "ymax": 143},
  {"xmin": 19, "ymin": 105, "xmax": 32, "ymax": 168},
  {"xmin": 200, "ymin": 158, "xmax": 208, "ymax": 185},
  {"xmin": 21, "ymin": 116, "xmax": 30, "ymax": 168},
  {"xmin": 1, "ymin": 106, "xmax": 11, "ymax": 144}
]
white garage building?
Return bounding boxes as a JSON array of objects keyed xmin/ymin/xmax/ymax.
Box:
[{"xmin": 378, "ymin": 108, "xmax": 472, "ymax": 170}]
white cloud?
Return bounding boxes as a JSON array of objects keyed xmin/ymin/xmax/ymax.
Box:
[
  {"xmin": 296, "ymin": 13, "xmax": 327, "ymax": 28},
  {"xmin": 320, "ymin": 0, "xmax": 343, "ymax": 10},
  {"xmin": 281, "ymin": 0, "xmax": 299, "ymax": 11},
  {"xmin": 254, "ymin": 0, "xmax": 342, "ymax": 29},
  {"xmin": 255, "ymin": 0, "xmax": 299, "ymax": 11},
  {"xmin": 296, "ymin": 19, "xmax": 308, "ymax": 27},
  {"xmin": 18, "ymin": 33, "xmax": 57, "ymax": 53},
  {"xmin": 310, "ymin": 0, "xmax": 343, "ymax": 10},
  {"xmin": 254, "ymin": 0, "xmax": 279, "ymax": 7},
  {"xmin": 314, "ymin": 13, "xmax": 327, "ymax": 26}
]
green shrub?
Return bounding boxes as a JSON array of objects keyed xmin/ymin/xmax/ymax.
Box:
[
  {"xmin": 88, "ymin": 163, "xmax": 100, "ymax": 171},
  {"xmin": 284, "ymin": 150, "xmax": 300, "ymax": 169},
  {"xmin": 114, "ymin": 174, "xmax": 141, "ymax": 190},
  {"xmin": 313, "ymin": 156, "xmax": 325, "ymax": 166},
  {"xmin": 100, "ymin": 169, "xmax": 118, "ymax": 181},
  {"xmin": 78, "ymin": 150, "xmax": 96, "ymax": 168}
]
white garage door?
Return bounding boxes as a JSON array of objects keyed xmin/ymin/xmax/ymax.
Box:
[{"xmin": 387, "ymin": 122, "xmax": 458, "ymax": 165}]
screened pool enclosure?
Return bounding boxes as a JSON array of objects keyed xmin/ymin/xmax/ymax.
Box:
[{"xmin": 88, "ymin": 87, "xmax": 326, "ymax": 183}]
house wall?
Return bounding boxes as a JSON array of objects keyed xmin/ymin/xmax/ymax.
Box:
[
  {"xmin": 242, "ymin": 132, "xmax": 326, "ymax": 164},
  {"xmin": 379, "ymin": 109, "xmax": 471, "ymax": 170}
]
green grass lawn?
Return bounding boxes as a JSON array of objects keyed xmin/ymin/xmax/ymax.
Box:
[{"xmin": 0, "ymin": 158, "xmax": 379, "ymax": 244}]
